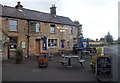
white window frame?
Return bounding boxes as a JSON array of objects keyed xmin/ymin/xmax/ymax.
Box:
[
  {"xmin": 21, "ymin": 41, "xmax": 26, "ymax": 48},
  {"xmin": 50, "ymin": 24, "xmax": 55, "ymax": 33},
  {"xmin": 35, "ymin": 23, "xmax": 40, "ymax": 32},
  {"xmin": 48, "ymin": 39, "xmax": 58, "ymax": 48},
  {"xmin": 32, "ymin": 22, "xmax": 40, "ymax": 32},
  {"xmin": 9, "ymin": 20, "xmax": 18, "ymax": 31}
]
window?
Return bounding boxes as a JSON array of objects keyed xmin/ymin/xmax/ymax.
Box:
[
  {"xmin": 10, "ymin": 37, "xmax": 18, "ymax": 49},
  {"xmin": 35, "ymin": 23, "xmax": 40, "ymax": 32},
  {"xmin": 50, "ymin": 24, "xmax": 55, "ymax": 33},
  {"xmin": 67, "ymin": 41, "xmax": 70, "ymax": 47},
  {"xmin": 32, "ymin": 22, "xmax": 40, "ymax": 32},
  {"xmin": 9, "ymin": 20, "xmax": 18, "ymax": 31},
  {"xmin": 21, "ymin": 41, "xmax": 26, "ymax": 48},
  {"xmin": 69, "ymin": 27, "xmax": 73, "ymax": 34},
  {"xmin": 0, "ymin": 40, "xmax": 3, "ymax": 51},
  {"xmin": 48, "ymin": 39, "xmax": 57, "ymax": 48}
]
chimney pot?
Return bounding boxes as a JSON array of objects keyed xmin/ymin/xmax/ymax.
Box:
[
  {"xmin": 50, "ymin": 4, "xmax": 56, "ymax": 15},
  {"xmin": 15, "ymin": 1, "xmax": 23, "ymax": 9}
]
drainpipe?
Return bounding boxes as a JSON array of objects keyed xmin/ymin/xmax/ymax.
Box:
[
  {"xmin": 7, "ymin": 44, "xmax": 10, "ymax": 59},
  {"xmin": 26, "ymin": 20, "xmax": 30, "ymax": 57}
]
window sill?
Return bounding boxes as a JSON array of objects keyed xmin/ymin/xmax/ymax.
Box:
[
  {"xmin": 10, "ymin": 49, "xmax": 16, "ymax": 51},
  {"xmin": 0, "ymin": 50, "xmax": 3, "ymax": 52},
  {"xmin": 8, "ymin": 31, "xmax": 19, "ymax": 33},
  {"xmin": 49, "ymin": 32, "xmax": 57, "ymax": 34},
  {"xmin": 48, "ymin": 46, "xmax": 57, "ymax": 48}
]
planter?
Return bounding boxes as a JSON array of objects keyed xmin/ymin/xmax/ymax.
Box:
[
  {"xmin": 15, "ymin": 48, "xmax": 23, "ymax": 64},
  {"xmin": 16, "ymin": 57, "xmax": 22, "ymax": 64},
  {"xmin": 90, "ymin": 55, "xmax": 97, "ymax": 73},
  {"xmin": 38, "ymin": 58, "xmax": 48, "ymax": 68},
  {"xmin": 90, "ymin": 63, "xmax": 96, "ymax": 73}
]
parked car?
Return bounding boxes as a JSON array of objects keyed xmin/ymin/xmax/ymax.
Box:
[
  {"xmin": 73, "ymin": 44, "xmax": 83, "ymax": 54},
  {"xmin": 73, "ymin": 44, "xmax": 97, "ymax": 54},
  {"xmin": 85, "ymin": 47, "xmax": 97, "ymax": 54}
]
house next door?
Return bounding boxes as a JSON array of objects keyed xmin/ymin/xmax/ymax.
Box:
[{"xmin": 35, "ymin": 39, "xmax": 41, "ymax": 54}]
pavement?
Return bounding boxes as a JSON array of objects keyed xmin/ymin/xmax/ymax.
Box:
[
  {"xmin": 2, "ymin": 45, "xmax": 119, "ymax": 82},
  {"xmin": 2, "ymin": 53, "xmax": 97, "ymax": 82}
]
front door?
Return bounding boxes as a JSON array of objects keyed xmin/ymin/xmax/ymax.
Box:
[{"xmin": 35, "ymin": 39, "xmax": 40, "ymax": 54}]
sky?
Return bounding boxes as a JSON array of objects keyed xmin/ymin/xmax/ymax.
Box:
[{"xmin": 0, "ymin": 0, "xmax": 119, "ymax": 40}]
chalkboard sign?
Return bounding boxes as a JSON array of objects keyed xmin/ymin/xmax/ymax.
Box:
[{"xmin": 96, "ymin": 56, "xmax": 112, "ymax": 77}]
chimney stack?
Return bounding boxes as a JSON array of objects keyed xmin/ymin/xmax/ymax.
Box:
[
  {"xmin": 50, "ymin": 4, "xmax": 56, "ymax": 16},
  {"xmin": 15, "ymin": 2, "xmax": 23, "ymax": 9}
]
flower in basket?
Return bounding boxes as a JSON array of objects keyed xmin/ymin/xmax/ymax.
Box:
[{"xmin": 38, "ymin": 58, "xmax": 48, "ymax": 63}]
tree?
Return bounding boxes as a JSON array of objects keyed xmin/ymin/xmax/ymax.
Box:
[
  {"xmin": 117, "ymin": 37, "xmax": 120, "ymax": 44},
  {"xmin": 74, "ymin": 20, "xmax": 83, "ymax": 36},
  {"xmin": 105, "ymin": 32, "xmax": 113, "ymax": 44},
  {"xmin": 99, "ymin": 37, "xmax": 105, "ymax": 42}
]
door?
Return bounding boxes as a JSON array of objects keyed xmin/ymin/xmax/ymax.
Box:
[{"xmin": 35, "ymin": 39, "xmax": 40, "ymax": 54}]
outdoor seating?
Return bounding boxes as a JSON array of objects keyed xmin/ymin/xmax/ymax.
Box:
[
  {"xmin": 78, "ymin": 59, "xmax": 85, "ymax": 67},
  {"xmin": 57, "ymin": 54, "xmax": 68, "ymax": 65},
  {"xmin": 48, "ymin": 53, "xmax": 53, "ymax": 61}
]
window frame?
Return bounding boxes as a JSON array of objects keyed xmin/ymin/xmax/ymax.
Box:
[
  {"xmin": 9, "ymin": 36, "xmax": 18, "ymax": 49},
  {"xmin": 21, "ymin": 41, "xmax": 26, "ymax": 49},
  {"xmin": 69, "ymin": 27, "xmax": 73, "ymax": 34},
  {"xmin": 9, "ymin": 20, "xmax": 18, "ymax": 31},
  {"xmin": 32, "ymin": 22, "xmax": 40, "ymax": 32},
  {"xmin": 50, "ymin": 24, "xmax": 55, "ymax": 33},
  {"xmin": 48, "ymin": 39, "xmax": 58, "ymax": 48},
  {"xmin": 35, "ymin": 23, "xmax": 40, "ymax": 32}
]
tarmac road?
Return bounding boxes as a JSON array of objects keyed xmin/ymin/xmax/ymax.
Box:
[{"xmin": 104, "ymin": 44, "xmax": 119, "ymax": 82}]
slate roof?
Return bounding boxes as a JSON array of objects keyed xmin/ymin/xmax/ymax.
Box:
[{"xmin": 1, "ymin": 5, "xmax": 76, "ymax": 26}]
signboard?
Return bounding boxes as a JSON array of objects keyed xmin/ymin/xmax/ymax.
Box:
[{"xmin": 96, "ymin": 56, "xmax": 112, "ymax": 77}]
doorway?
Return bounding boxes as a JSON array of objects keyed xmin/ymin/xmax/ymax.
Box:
[{"xmin": 35, "ymin": 39, "xmax": 41, "ymax": 54}]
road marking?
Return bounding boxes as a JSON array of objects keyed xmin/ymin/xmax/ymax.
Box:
[{"xmin": 32, "ymin": 69, "xmax": 41, "ymax": 72}]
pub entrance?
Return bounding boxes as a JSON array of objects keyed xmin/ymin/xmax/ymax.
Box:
[{"xmin": 35, "ymin": 39, "xmax": 41, "ymax": 54}]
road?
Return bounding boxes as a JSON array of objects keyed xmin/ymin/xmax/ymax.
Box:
[{"xmin": 104, "ymin": 44, "xmax": 119, "ymax": 82}]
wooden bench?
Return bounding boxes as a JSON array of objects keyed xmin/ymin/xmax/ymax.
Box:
[
  {"xmin": 59, "ymin": 60, "xmax": 68, "ymax": 65},
  {"xmin": 48, "ymin": 53, "xmax": 53, "ymax": 61},
  {"xmin": 77, "ymin": 56, "xmax": 85, "ymax": 67},
  {"xmin": 78, "ymin": 59, "xmax": 85, "ymax": 67}
]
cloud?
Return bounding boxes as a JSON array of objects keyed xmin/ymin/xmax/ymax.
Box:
[{"xmin": 0, "ymin": 0, "xmax": 119, "ymax": 39}]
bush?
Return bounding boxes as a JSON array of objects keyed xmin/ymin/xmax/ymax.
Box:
[
  {"xmin": 90, "ymin": 55, "xmax": 97, "ymax": 72},
  {"xmin": 15, "ymin": 48, "xmax": 23, "ymax": 58},
  {"xmin": 97, "ymin": 47, "xmax": 102, "ymax": 54},
  {"xmin": 91, "ymin": 55, "xmax": 97, "ymax": 65}
]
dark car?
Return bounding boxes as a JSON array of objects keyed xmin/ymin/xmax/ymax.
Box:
[
  {"xmin": 73, "ymin": 44, "xmax": 97, "ymax": 54},
  {"xmin": 85, "ymin": 47, "xmax": 97, "ymax": 54},
  {"xmin": 73, "ymin": 44, "xmax": 83, "ymax": 54}
]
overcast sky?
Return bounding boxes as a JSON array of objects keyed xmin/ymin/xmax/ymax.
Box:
[{"xmin": 0, "ymin": 0, "xmax": 119, "ymax": 40}]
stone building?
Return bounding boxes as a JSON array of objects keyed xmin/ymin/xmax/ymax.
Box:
[{"xmin": 0, "ymin": 2, "xmax": 78, "ymax": 59}]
